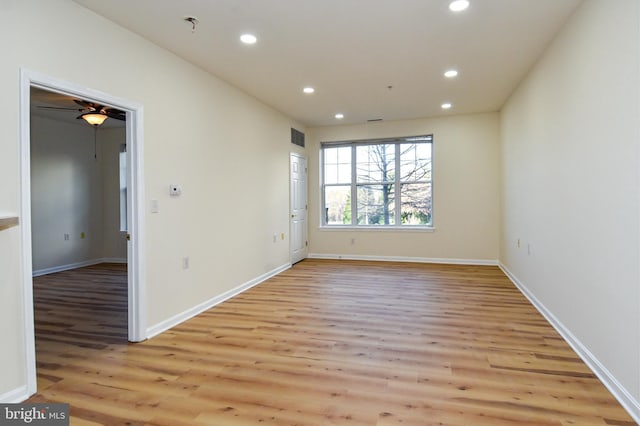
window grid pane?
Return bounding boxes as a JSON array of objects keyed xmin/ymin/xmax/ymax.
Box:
[
  {"xmin": 356, "ymin": 144, "xmax": 395, "ymax": 184},
  {"xmin": 323, "ymin": 146, "xmax": 352, "ymax": 185},
  {"xmin": 401, "ymin": 183, "xmax": 432, "ymax": 225},
  {"xmin": 324, "ymin": 185, "xmax": 351, "ymax": 225},
  {"xmin": 356, "ymin": 184, "xmax": 395, "ymax": 225},
  {"xmin": 400, "ymin": 143, "xmax": 431, "ymax": 183}
]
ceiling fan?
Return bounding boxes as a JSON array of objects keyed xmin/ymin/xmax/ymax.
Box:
[
  {"xmin": 37, "ymin": 99, "xmax": 125, "ymax": 127},
  {"xmin": 74, "ymin": 100, "xmax": 125, "ymax": 124},
  {"xmin": 32, "ymin": 88, "xmax": 127, "ymax": 159}
]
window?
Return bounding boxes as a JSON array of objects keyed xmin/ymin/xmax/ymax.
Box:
[
  {"xmin": 119, "ymin": 144, "xmax": 128, "ymax": 232},
  {"xmin": 322, "ymin": 135, "xmax": 432, "ymax": 227}
]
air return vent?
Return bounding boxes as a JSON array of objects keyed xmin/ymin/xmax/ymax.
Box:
[{"xmin": 291, "ymin": 128, "xmax": 305, "ymax": 147}]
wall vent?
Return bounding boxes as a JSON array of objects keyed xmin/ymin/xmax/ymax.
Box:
[{"xmin": 291, "ymin": 128, "xmax": 305, "ymax": 147}]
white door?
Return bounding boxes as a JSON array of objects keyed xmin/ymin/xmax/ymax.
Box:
[{"xmin": 290, "ymin": 153, "xmax": 308, "ymax": 264}]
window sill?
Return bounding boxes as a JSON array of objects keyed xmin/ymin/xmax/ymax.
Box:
[{"xmin": 319, "ymin": 225, "xmax": 435, "ymax": 233}]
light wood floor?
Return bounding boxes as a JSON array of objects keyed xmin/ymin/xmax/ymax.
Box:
[{"xmin": 28, "ymin": 260, "xmax": 635, "ymax": 425}]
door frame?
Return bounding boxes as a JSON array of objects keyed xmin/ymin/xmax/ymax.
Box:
[
  {"xmin": 19, "ymin": 69, "xmax": 147, "ymax": 396},
  {"xmin": 289, "ymin": 152, "xmax": 308, "ymax": 264}
]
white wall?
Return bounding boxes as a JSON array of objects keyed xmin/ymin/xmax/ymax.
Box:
[
  {"xmin": 0, "ymin": 0, "xmax": 302, "ymax": 400},
  {"xmin": 30, "ymin": 117, "xmax": 126, "ymax": 274},
  {"xmin": 307, "ymin": 113, "xmax": 500, "ymax": 263},
  {"xmin": 500, "ymin": 0, "xmax": 640, "ymax": 415},
  {"xmin": 31, "ymin": 115, "xmax": 103, "ymax": 273}
]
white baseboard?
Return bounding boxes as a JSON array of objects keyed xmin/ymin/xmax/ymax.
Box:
[
  {"xmin": 33, "ymin": 259, "xmax": 103, "ymax": 277},
  {"xmin": 498, "ymin": 263, "xmax": 640, "ymax": 424},
  {"xmin": 0, "ymin": 385, "xmax": 29, "ymax": 403},
  {"xmin": 308, "ymin": 253, "xmax": 498, "ymax": 266},
  {"xmin": 32, "ymin": 257, "xmax": 127, "ymax": 277},
  {"xmin": 146, "ymin": 262, "xmax": 292, "ymax": 339},
  {"xmin": 102, "ymin": 257, "xmax": 127, "ymax": 264}
]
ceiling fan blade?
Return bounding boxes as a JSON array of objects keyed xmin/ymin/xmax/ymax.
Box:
[
  {"xmin": 36, "ymin": 106, "xmax": 80, "ymax": 111},
  {"xmin": 72, "ymin": 99, "xmax": 126, "ymax": 122},
  {"xmin": 105, "ymin": 108, "xmax": 126, "ymax": 121},
  {"xmin": 73, "ymin": 99, "xmax": 94, "ymax": 109}
]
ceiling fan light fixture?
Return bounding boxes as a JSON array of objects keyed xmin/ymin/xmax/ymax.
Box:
[
  {"xmin": 444, "ymin": 69, "xmax": 459, "ymax": 78},
  {"xmin": 80, "ymin": 112, "xmax": 108, "ymax": 127},
  {"xmin": 240, "ymin": 33, "xmax": 257, "ymax": 44},
  {"xmin": 449, "ymin": 0, "xmax": 470, "ymax": 12}
]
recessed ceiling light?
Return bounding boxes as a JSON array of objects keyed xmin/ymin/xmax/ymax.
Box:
[
  {"xmin": 444, "ymin": 69, "xmax": 459, "ymax": 78},
  {"xmin": 335, "ymin": 113, "xmax": 344, "ymax": 119},
  {"xmin": 441, "ymin": 103, "xmax": 453, "ymax": 110},
  {"xmin": 449, "ymin": 0, "xmax": 469, "ymax": 12},
  {"xmin": 240, "ymin": 33, "xmax": 257, "ymax": 44},
  {"xmin": 303, "ymin": 87, "xmax": 315, "ymax": 94}
]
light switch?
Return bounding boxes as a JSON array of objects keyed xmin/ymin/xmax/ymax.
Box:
[{"xmin": 151, "ymin": 199, "xmax": 159, "ymax": 213}]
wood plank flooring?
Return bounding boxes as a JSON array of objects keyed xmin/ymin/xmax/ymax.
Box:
[
  {"xmin": 31, "ymin": 263, "xmax": 128, "ymax": 390},
  {"xmin": 28, "ymin": 260, "xmax": 635, "ymax": 425}
]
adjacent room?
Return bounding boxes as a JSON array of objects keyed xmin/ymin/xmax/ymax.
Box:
[{"xmin": 0, "ymin": 0, "xmax": 638, "ymax": 424}]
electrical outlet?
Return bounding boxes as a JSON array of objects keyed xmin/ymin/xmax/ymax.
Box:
[
  {"xmin": 281, "ymin": 232, "xmax": 285, "ymax": 240},
  {"xmin": 64, "ymin": 233, "xmax": 70, "ymax": 241},
  {"xmin": 182, "ymin": 257, "xmax": 189, "ymax": 269}
]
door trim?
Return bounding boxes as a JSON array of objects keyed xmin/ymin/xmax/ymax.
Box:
[
  {"xmin": 290, "ymin": 152, "xmax": 308, "ymax": 264},
  {"xmin": 19, "ymin": 69, "xmax": 147, "ymax": 396}
]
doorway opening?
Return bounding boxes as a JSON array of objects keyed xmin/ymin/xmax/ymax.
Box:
[{"xmin": 19, "ymin": 69, "xmax": 146, "ymax": 397}]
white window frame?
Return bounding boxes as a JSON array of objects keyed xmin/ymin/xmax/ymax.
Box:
[
  {"xmin": 119, "ymin": 143, "xmax": 128, "ymax": 232},
  {"xmin": 321, "ymin": 135, "xmax": 433, "ymax": 229}
]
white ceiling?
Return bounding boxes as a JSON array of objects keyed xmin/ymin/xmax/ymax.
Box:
[{"xmin": 72, "ymin": 0, "xmax": 582, "ymax": 127}]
